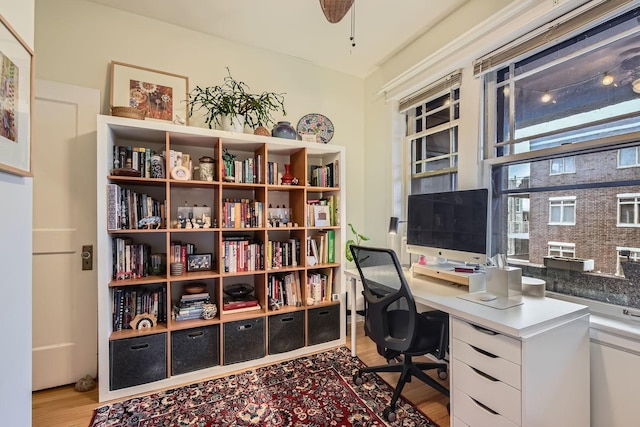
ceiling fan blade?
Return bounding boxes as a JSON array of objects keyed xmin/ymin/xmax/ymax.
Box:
[{"xmin": 319, "ymin": 0, "xmax": 355, "ymax": 23}]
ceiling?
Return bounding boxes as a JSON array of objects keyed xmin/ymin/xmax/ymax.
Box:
[{"xmin": 86, "ymin": 0, "xmax": 469, "ymax": 78}]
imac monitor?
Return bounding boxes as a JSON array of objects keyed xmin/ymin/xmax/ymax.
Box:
[{"xmin": 406, "ymin": 188, "xmax": 488, "ymax": 265}]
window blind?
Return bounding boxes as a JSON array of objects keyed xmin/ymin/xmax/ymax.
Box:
[
  {"xmin": 398, "ymin": 71, "xmax": 461, "ymax": 113},
  {"xmin": 473, "ymin": 0, "xmax": 636, "ymax": 76}
]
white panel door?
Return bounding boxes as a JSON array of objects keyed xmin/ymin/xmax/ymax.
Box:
[{"xmin": 32, "ymin": 80, "xmax": 100, "ymax": 390}]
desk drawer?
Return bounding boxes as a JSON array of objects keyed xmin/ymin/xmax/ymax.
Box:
[
  {"xmin": 452, "ymin": 338, "xmax": 521, "ymax": 390},
  {"xmin": 453, "ymin": 387, "xmax": 519, "ymax": 427},
  {"xmin": 452, "ymin": 358, "xmax": 521, "ymax": 425},
  {"xmin": 452, "ymin": 318, "xmax": 521, "ymax": 365}
]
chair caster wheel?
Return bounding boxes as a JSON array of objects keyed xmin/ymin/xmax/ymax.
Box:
[
  {"xmin": 353, "ymin": 373, "xmax": 364, "ymax": 386},
  {"xmin": 383, "ymin": 407, "xmax": 397, "ymax": 422},
  {"xmin": 438, "ymin": 368, "xmax": 448, "ymax": 380}
]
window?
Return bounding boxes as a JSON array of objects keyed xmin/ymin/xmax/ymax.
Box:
[
  {"xmin": 401, "ymin": 72, "xmax": 461, "ymax": 194},
  {"xmin": 483, "ymin": 5, "xmax": 640, "ymax": 299},
  {"xmin": 550, "ymin": 157, "xmax": 575, "ymax": 175},
  {"xmin": 484, "ymin": 6, "xmax": 640, "ymax": 157},
  {"xmin": 548, "ymin": 242, "xmax": 575, "ymax": 258},
  {"xmin": 549, "ymin": 197, "xmax": 576, "ymax": 225},
  {"xmin": 618, "ymin": 194, "xmax": 640, "ymax": 226},
  {"xmin": 618, "ymin": 147, "xmax": 640, "ymax": 168}
]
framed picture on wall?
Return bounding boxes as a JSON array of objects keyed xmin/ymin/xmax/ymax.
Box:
[
  {"xmin": 110, "ymin": 61, "xmax": 189, "ymax": 124},
  {"xmin": 0, "ymin": 14, "xmax": 34, "ymax": 177}
]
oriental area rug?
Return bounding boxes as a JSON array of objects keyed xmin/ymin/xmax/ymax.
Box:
[{"xmin": 89, "ymin": 346, "xmax": 439, "ymax": 427}]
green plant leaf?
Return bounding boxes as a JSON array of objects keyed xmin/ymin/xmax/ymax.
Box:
[{"xmin": 345, "ymin": 239, "xmax": 355, "ymax": 262}]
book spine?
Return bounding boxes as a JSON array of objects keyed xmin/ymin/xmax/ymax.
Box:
[
  {"xmin": 223, "ymin": 299, "xmax": 259, "ymax": 310},
  {"xmin": 327, "ymin": 230, "xmax": 335, "ymax": 264}
]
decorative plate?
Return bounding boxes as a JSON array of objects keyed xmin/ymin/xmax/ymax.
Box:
[{"xmin": 296, "ymin": 113, "xmax": 334, "ymax": 144}]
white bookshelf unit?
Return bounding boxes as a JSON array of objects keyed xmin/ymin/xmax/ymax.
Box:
[{"xmin": 97, "ymin": 115, "xmax": 346, "ymax": 402}]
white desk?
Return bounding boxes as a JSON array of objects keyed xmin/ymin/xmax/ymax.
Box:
[{"xmin": 345, "ymin": 268, "xmax": 590, "ymax": 427}]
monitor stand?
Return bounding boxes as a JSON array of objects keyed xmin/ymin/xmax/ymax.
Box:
[{"xmin": 411, "ymin": 263, "xmax": 485, "ymax": 292}]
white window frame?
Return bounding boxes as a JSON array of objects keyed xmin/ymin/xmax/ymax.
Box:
[
  {"xmin": 548, "ymin": 241, "xmax": 576, "ymax": 258},
  {"xmin": 548, "ymin": 196, "xmax": 576, "ymax": 225},
  {"xmin": 550, "ymin": 156, "xmax": 576, "ymax": 175},
  {"xmin": 617, "ymin": 193, "xmax": 640, "ymax": 227},
  {"xmin": 404, "ymin": 82, "xmax": 460, "ymax": 183},
  {"xmin": 617, "ymin": 146, "xmax": 640, "ymax": 169}
]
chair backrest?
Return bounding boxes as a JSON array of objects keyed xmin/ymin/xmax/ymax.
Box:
[{"xmin": 349, "ymin": 245, "xmax": 418, "ymax": 353}]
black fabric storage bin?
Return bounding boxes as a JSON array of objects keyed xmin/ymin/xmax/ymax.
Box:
[
  {"xmin": 109, "ymin": 333, "xmax": 167, "ymax": 390},
  {"xmin": 171, "ymin": 325, "xmax": 220, "ymax": 375},
  {"xmin": 268, "ymin": 311, "xmax": 304, "ymax": 355},
  {"xmin": 223, "ymin": 317, "xmax": 265, "ymax": 365},
  {"xmin": 307, "ymin": 305, "xmax": 340, "ymax": 345}
]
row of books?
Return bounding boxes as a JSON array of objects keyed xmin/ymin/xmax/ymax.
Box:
[
  {"xmin": 112, "ymin": 286, "xmax": 167, "ymax": 331},
  {"xmin": 113, "ymin": 145, "xmax": 156, "ymax": 177},
  {"xmin": 112, "ymin": 238, "xmax": 152, "ymax": 280},
  {"xmin": 268, "ymin": 271, "xmax": 302, "ymax": 307},
  {"xmin": 307, "ymin": 268, "xmax": 334, "ymax": 304},
  {"xmin": 222, "ymin": 237, "xmax": 264, "ymax": 273},
  {"xmin": 222, "ymin": 199, "xmax": 264, "ymax": 228},
  {"xmin": 107, "ymin": 184, "xmax": 166, "ymax": 230},
  {"xmin": 266, "ymin": 161, "xmax": 283, "ymax": 185},
  {"xmin": 310, "ymin": 159, "xmax": 339, "ymax": 187},
  {"xmin": 172, "ymin": 292, "xmax": 210, "ymax": 321},
  {"xmin": 170, "ymin": 241, "xmax": 196, "ymax": 265},
  {"xmin": 266, "ymin": 238, "xmax": 301, "ymax": 269},
  {"xmin": 306, "ymin": 195, "xmax": 338, "ymax": 227},
  {"xmin": 224, "ymin": 155, "xmax": 262, "ymax": 184},
  {"xmin": 307, "ymin": 231, "xmax": 336, "ymax": 265}
]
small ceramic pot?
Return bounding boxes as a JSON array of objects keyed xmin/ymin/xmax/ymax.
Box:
[
  {"xmin": 201, "ymin": 303, "xmax": 217, "ymax": 320},
  {"xmin": 271, "ymin": 121, "xmax": 296, "ymax": 139}
]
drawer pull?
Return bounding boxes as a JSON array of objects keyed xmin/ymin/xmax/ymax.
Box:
[
  {"xmin": 471, "ymin": 366, "xmax": 499, "ymax": 382},
  {"xmin": 187, "ymin": 331, "xmax": 204, "ymax": 339},
  {"xmin": 471, "ymin": 323, "xmax": 498, "ymax": 335},
  {"xmin": 470, "ymin": 344, "xmax": 498, "ymax": 358},
  {"xmin": 470, "ymin": 396, "xmax": 499, "ymax": 415}
]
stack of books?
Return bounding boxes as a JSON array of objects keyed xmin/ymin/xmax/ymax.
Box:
[
  {"xmin": 173, "ymin": 292, "xmax": 210, "ymax": 321},
  {"xmin": 222, "ymin": 295, "xmax": 261, "ymax": 314}
]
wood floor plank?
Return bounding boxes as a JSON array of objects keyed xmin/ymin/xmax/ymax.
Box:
[{"xmin": 32, "ymin": 321, "xmax": 450, "ymax": 427}]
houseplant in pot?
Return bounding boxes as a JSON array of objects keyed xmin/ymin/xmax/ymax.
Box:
[{"xmin": 187, "ymin": 68, "xmax": 286, "ymax": 134}]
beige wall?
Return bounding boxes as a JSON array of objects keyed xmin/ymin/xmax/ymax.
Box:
[{"xmin": 34, "ymin": 0, "xmax": 366, "ymax": 242}]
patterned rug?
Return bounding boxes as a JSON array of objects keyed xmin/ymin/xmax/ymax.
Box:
[{"xmin": 90, "ymin": 346, "xmax": 439, "ymax": 426}]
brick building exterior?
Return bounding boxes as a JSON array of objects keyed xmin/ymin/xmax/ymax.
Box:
[{"xmin": 524, "ymin": 149, "xmax": 640, "ymax": 275}]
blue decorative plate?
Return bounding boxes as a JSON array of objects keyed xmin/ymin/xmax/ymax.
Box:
[{"xmin": 296, "ymin": 113, "xmax": 334, "ymax": 143}]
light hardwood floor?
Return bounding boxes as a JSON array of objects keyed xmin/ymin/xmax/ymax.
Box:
[{"xmin": 32, "ymin": 322, "xmax": 450, "ymax": 427}]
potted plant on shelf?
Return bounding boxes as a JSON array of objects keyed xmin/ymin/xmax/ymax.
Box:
[{"xmin": 187, "ymin": 68, "xmax": 286, "ymax": 134}]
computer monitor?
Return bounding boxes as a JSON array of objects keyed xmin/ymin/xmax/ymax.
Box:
[{"xmin": 406, "ymin": 188, "xmax": 489, "ymax": 265}]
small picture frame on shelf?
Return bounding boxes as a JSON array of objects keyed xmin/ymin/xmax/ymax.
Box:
[
  {"xmin": 313, "ymin": 205, "xmax": 331, "ymax": 227},
  {"xmin": 187, "ymin": 253, "xmax": 213, "ymax": 272}
]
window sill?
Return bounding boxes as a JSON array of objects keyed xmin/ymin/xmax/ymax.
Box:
[{"xmin": 548, "ymin": 291, "xmax": 640, "ymax": 355}]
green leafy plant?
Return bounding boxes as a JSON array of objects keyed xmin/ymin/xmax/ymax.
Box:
[
  {"xmin": 187, "ymin": 68, "xmax": 286, "ymax": 129},
  {"xmin": 345, "ymin": 223, "xmax": 370, "ymax": 262}
]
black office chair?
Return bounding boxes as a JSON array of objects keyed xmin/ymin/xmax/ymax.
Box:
[{"xmin": 350, "ymin": 245, "xmax": 449, "ymax": 422}]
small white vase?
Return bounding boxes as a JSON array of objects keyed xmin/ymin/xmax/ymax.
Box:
[{"xmin": 221, "ymin": 114, "xmax": 245, "ymax": 133}]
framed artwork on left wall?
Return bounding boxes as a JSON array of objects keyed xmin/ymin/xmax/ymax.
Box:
[
  {"xmin": 110, "ymin": 61, "xmax": 189, "ymax": 125},
  {"xmin": 0, "ymin": 14, "xmax": 34, "ymax": 177}
]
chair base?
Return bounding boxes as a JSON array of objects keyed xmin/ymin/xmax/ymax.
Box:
[{"xmin": 353, "ymin": 354, "xmax": 449, "ymax": 420}]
